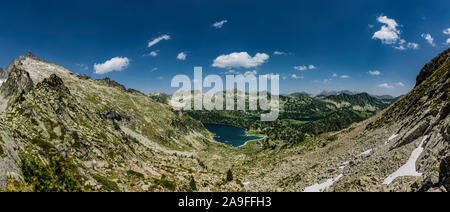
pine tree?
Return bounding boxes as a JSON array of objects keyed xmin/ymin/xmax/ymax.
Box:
[{"xmin": 226, "ymin": 169, "xmax": 233, "ymax": 182}]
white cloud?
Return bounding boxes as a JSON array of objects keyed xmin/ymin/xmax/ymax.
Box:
[
  {"xmin": 378, "ymin": 83, "xmax": 394, "ymax": 89},
  {"xmin": 212, "ymin": 52, "xmax": 269, "ymax": 69},
  {"xmin": 372, "ymin": 15, "xmax": 418, "ymax": 51},
  {"xmin": 421, "ymin": 33, "xmax": 436, "ymax": 47},
  {"xmin": 76, "ymin": 63, "xmax": 88, "ymax": 70},
  {"xmin": 372, "ymin": 16, "xmax": 400, "ymax": 44},
  {"xmin": 340, "ymin": 75, "xmax": 350, "ymax": 79},
  {"xmin": 368, "ymin": 70, "xmax": 381, "ymax": 76},
  {"xmin": 395, "ymin": 42, "xmax": 419, "ymax": 50},
  {"xmin": 294, "ymin": 65, "xmax": 316, "ymax": 71},
  {"xmin": 294, "ymin": 66, "xmax": 307, "ymax": 71},
  {"xmin": 157, "ymin": 76, "xmax": 164, "ymax": 80},
  {"xmin": 151, "ymin": 67, "xmax": 158, "ymax": 72},
  {"xmin": 291, "ymin": 74, "xmax": 304, "ymax": 79},
  {"xmin": 407, "ymin": 42, "xmax": 420, "ymax": 49},
  {"xmin": 222, "ymin": 70, "xmax": 240, "ymax": 75},
  {"xmin": 394, "ymin": 45, "xmax": 406, "ymax": 50},
  {"xmin": 332, "ymin": 73, "xmax": 338, "ymax": 77},
  {"xmin": 443, "ymin": 28, "xmax": 450, "ymax": 35},
  {"xmin": 148, "ymin": 34, "xmax": 171, "ymax": 48},
  {"xmin": 323, "ymin": 79, "xmax": 332, "ymax": 84},
  {"xmin": 177, "ymin": 52, "xmax": 187, "ymax": 61},
  {"xmin": 148, "ymin": 50, "xmax": 159, "ymax": 57},
  {"xmin": 213, "ymin": 20, "xmax": 228, "ymax": 29},
  {"xmin": 274, "ymin": 51, "xmax": 286, "ymax": 55},
  {"xmin": 244, "ymin": 70, "xmax": 258, "ymax": 76},
  {"xmin": 94, "ymin": 57, "xmax": 130, "ymax": 74},
  {"xmin": 446, "ymin": 38, "xmax": 450, "ymax": 45},
  {"xmin": 396, "ymin": 82, "xmax": 405, "ymax": 87},
  {"xmin": 260, "ymin": 74, "xmax": 279, "ymax": 80}
]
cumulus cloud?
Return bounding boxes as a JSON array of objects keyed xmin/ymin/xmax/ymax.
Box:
[
  {"xmin": 212, "ymin": 52, "xmax": 269, "ymax": 69},
  {"xmin": 368, "ymin": 70, "xmax": 381, "ymax": 76},
  {"xmin": 332, "ymin": 73, "xmax": 338, "ymax": 77},
  {"xmin": 94, "ymin": 57, "xmax": 130, "ymax": 74},
  {"xmin": 294, "ymin": 65, "xmax": 316, "ymax": 71},
  {"xmin": 396, "ymin": 82, "xmax": 405, "ymax": 87},
  {"xmin": 148, "ymin": 34, "xmax": 171, "ymax": 48},
  {"xmin": 274, "ymin": 51, "xmax": 286, "ymax": 55},
  {"xmin": 244, "ymin": 70, "xmax": 258, "ymax": 76},
  {"xmin": 407, "ymin": 42, "xmax": 420, "ymax": 49},
  {"xmin": 213, "ymin": 20, "xmax": 228, "ymax": 29},
  {"xmin": 177, "ymin": 52, "xmax": 187, "ymax": 61},
  {"xmin": 148, "ymin": 50, "xmax": 159, "ymax": 57},
  {"xmin": 421, "ymin": 33, "xmax": 436, "ymax": 47},
  {"xmin": 291, "ymin": 74, "xmax": 304, "ymax": 79},
  {"xmin": 446, "ymin": 38, "xmax": 450, "ymax": 45},
  {"xmin": 372, "ymin": 16, "xmax": 400, "ymax": 44},
  {"xmin": 294, "ymin": 66, "xmax": 307, "ymax": 71},
  {"xmin": 372, "ymin": 15, "xmax": 418, "ymax": 50},
  {"xmin": 378, "ymin": 83, "xmax": 394, "ymax": 89},
  {"xmin": 443, "ymin": 28, "xmax": 450, "ymax": 35},
  {"xmin": 340, "ymin": 75, "xmax": 350, "ymax": 79}
]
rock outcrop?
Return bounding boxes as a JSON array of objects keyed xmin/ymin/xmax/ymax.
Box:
[
  {"xmin": 416, "ymin": 48, "xmax": 449, "ymax": 87},
  {"xmin": 0, "ymin": 66, "xmax": 34, "ymax": 99}
]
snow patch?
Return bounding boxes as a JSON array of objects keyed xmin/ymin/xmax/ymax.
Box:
[
  {"xmin": 339, "ymin": 161, "xmax": 350, "ymax": 169},
  {"xmin": 303, "ymin": 174, "xmax": 343, "ymax": 192},
  {"xmin": 385, "ymin": 134, "xmax": 399, "ymax": 145},
  {"xmin": 383, "ymin": 135, "xmax": 429, "ymax": 185},
  {"xmin": 359, "ymin": 149, "xmax": 372, "ymax": 156}
]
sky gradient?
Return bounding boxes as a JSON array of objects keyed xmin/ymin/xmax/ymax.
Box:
[{"xmin": 0, "ymin": 0, "xmax": 449, "ymax": 96}]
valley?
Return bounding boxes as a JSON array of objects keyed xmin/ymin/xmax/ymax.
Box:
[{"xmin": 0, "ymin": 48, "xmax": 448, "ymax": 192}]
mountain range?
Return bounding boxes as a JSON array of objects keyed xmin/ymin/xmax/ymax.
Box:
[{"xmin": 0, "ymin": 49, "xmax": 448, "ymax": 192}]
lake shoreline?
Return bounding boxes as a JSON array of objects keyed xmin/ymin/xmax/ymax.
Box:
[{"xmin": 203, "ymin": 123, "xmax": 265, "ymax": 148}]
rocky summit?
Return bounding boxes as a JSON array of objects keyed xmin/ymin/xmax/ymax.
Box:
[{"xmin": 0, "ymin": 49, "xmax": 448, "ymax": 192}]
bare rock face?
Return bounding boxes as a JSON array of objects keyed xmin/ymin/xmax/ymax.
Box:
[
  {"xmin": 440, "ymin": 155, "xmax": 450, "ymax": 191},
  {"xmin": 36, "ymin": 74, "xmax": 71, "ymax": 96},
  {"xmin": 0, "ymin": 67, "xmax": 6, "ymax": 79},
  {"xmin": 0, "ymin": 66, "xmax": 34, "ymax": 99},
  {"xmin": 416, "ymin": 48, "xmax": 449, "ymax": 87}
]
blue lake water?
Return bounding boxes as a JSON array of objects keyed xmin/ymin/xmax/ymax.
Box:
[{"xmin": 204, "ymin": 123, "xmax": 264, "ymax": 147}]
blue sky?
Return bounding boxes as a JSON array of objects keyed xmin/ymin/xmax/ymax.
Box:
[{"xmin": 0, "ymin": 0, "xmax": 449, "ymax": 96}]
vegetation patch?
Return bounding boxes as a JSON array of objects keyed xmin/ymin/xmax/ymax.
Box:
[
  {"xmin": 0, "ymin": 145, "xmax": 5, "ymax": 157},
  {"xmin": 153, "ymin": 176, "xmax": 176, "ymax": 191},
  {"xmin": 30, "ymin": 137, "xmax": 54, "ymax": 151},
  {"xmin": 127, "ymin": 170, "xmax": 145, "ymax": 179},
  {"xmin": 21, "ymin": 154, "xmax": 86, "ymax": 192},
  {"xmin": 91, "ymin": 174, "xmax": 120, "ymax": 192}
]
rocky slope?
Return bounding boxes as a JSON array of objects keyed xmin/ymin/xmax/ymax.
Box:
[
  {"xmin": 0, "ymin": 53, "xmax": 238, "ymax": 192},
  {"xmin": 231, "ymin": 48, "xmax": 449, "ymax": 192}
]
